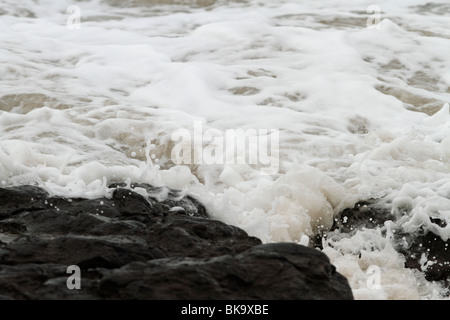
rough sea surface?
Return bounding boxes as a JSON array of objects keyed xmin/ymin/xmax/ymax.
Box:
[{"xmin": 0, "ymin": 0, "xmax": 449, "ymax": 299}]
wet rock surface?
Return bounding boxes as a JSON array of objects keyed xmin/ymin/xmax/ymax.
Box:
[
  {"xmin": 0, "ymin": 184, "xmax": 353, "ymax": 300},
  {"xmin": 322, "ymin": 200, "xmax": 450, "ymax": 293}
]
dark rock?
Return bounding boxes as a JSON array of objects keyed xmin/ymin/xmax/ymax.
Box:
[
  {"xmin": 3, "ymin": 234, "xmax": 165, "ymax": 268},
  {"xmin": 0, "ymin": 184, "xmax": 353, "ymax": 300},
  {"xmin": 0, "ymin": 263, "xmax": 98, "ymax": 300},
  {"xmin": 330, "ymin": 200, "xmax": 394, "ymax": 235},
  {"xmin": 97, "ymin": 243, "xmax": 353, "ymax": 300},
  {"xmin": 110, "ymin": 182, "xmax": 208, "ymax": 219},
  {"xmin": 399, "ymin": 231, "xmax": 450, "ymax": 284},
  {"xmin": 147, "ymin": 215, "xmax": 262, "ymax": 258},
  {"xmin": 0, "ymin": 186, "xmax": 48, "ymax": 219},
  {"xmin": 323, "ymin": 199, "xmax": 450, "ymax": 294}
]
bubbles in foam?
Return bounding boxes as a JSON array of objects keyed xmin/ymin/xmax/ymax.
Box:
[{"xmin": 0, "ymin": 0, "xmax": 449, "ymax": 299}]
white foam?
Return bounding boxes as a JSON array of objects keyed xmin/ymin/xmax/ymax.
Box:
[
  {"xmin": 423, "ymin": 103, "xmax": 450, "ymax": 127},
  {"xmin": 1, "ymin": 0, "xmax": 450, "ymax": 299}
]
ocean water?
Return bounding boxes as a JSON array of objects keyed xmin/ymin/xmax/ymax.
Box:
[{"xmin": 0, "ymin": 0, "xmax": 449, "ymax": 299}]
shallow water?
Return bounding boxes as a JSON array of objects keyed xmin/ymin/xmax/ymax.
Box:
[{"xmin": 0, "ymin": 0, "xmax": 449, "ymax": 299}]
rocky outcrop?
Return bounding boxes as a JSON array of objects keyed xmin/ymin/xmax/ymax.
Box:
[
  {"xmin": 0, "ymin": 184, "xmax": 353, "ymax": 300},
  {"xmin": 325, "ymin": 200, "xmax": 450, "ymax": 291}
]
